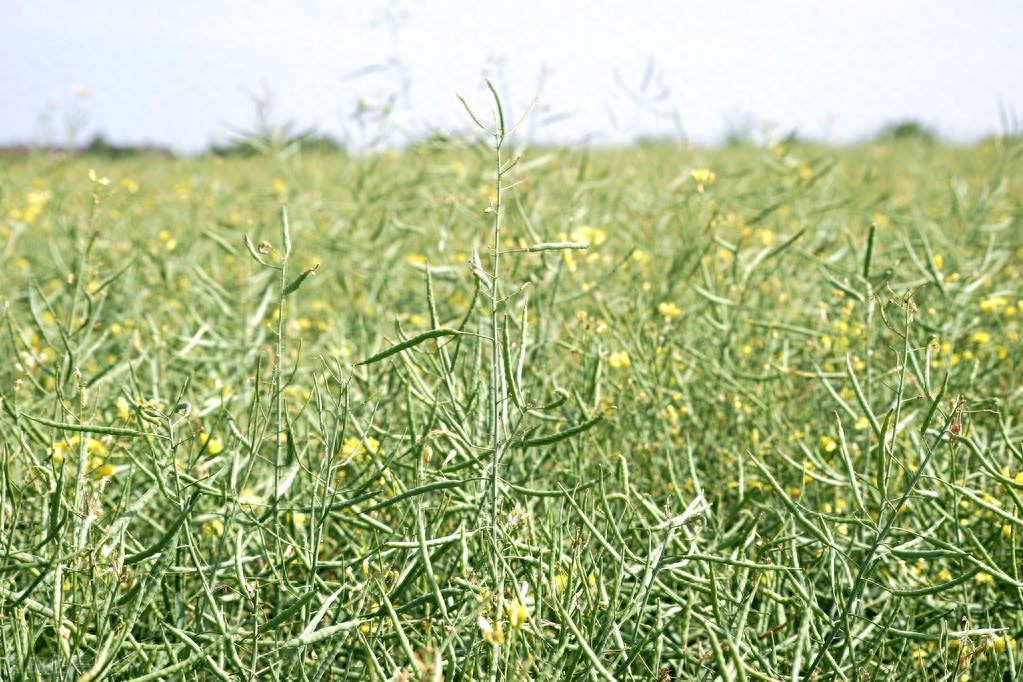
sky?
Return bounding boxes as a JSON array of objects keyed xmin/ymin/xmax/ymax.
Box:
[{"xmin": 2, "ymin": 1, "xmax": 1022, "ymax": 153}]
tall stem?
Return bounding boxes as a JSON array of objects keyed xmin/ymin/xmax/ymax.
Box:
[{"xmin": 489, "ymin": 84, "xmax": 507, "ymax": 580}]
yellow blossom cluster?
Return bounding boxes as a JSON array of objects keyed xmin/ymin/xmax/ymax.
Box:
[
  {"xmin": 7, "ymin": 189, "xmax": 52, "ymax": 224},
  {"xmin": 690, "ymin": 168, "xmax": 716, "ymax": 193},
  {"xmin": 608, "ymin": 351, "xmax": 631, "ymax": 369},
  {"xmin": 558, "ymin": 225, "xmax": 607, "ymax": 274},
  {"xmin": 51, "ymin": 435, "xmax": 114, "ymax": 480},
  {"xmin": 657, "ymin": 301, "xmax": 681, "ymax": 320},
  {"xmin": 979, "ymin": 295, "xmax": 1021, "ymax": 317},
  {"xmin": 341, "ymin": 436, "xmax": 381, "ymax": 463}
]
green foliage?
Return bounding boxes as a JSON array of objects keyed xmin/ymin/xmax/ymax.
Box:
[
  {"xmin": 1, "ymin": 123, "xmax": 1022, "ymax": 681},
  {"xmin": 874, "ymin": 119, "xmax": 939, "ymax": 143},
  {"xmin": 216, "ymin": 89, "xmax": 324, "ymax": 159},
  {"xmin": 80, "ymin": 134, "xmax": 174, "ymax": 159}
]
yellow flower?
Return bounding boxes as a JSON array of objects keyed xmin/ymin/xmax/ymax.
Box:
[
  {"xmin": 608, "ymin": 351, "xmax": 631, "ymax": 369},
  {"xmin": 202, "ymin": 519, "xmax": 225, "ymax": 538},
  {"xmin": 969, "ymin": 331, "xmax": 991, "ymax": 345},
  {"xmin": 657, "ymin": 302, "xmax": 681, "ymax": 320},
  {"xmin": 26, "ymin": 189, "xmax": 52, "ymax": 208},
  {"xmin": 52, "ymin": 435, "xmax": 108, "ymax": 463},
  {"xmin": 562, "ymin": 249, "xmax": 577, "ymax": 273},
  {"xmin": 90, "ymin": 458, "xmax": 115, "ymax": 481},
  {"xmin": 158, "ymin": 230, "xmax": 177, "ymax": 252},
  {"xmin": 116, "ymin": 396, "xmax": 132, "ymax": 421},
  {"xmin": 993, "ymin": 634, "xmax": 1016, "ymax": 654},
  {"xmin": 200, "ymin": 432, "xmax": 224, "ymax": 455},
  {"xmin": 341, "ymin": 436, "xmax": 380, "ymax": 462},
  {"xmin": 506, "ymin": 599, "xmax": 529, "ymax": 629},
  {"xmin": 690, "ymin": 168, "xmax": 716, "ymax": 192},
  {"xmin": 819, "ymin": 436, "xmax": 837, "ymax": 453},
  {"xmin": 571, "ymin": 225, "xmax": 607, "ymax": 247},
  {"xmin": 88, "ymin": 168, "xmax": 110, "ymax": 186},
  {"xmin": 755, "ymin": 228, "xmax": 774, "ymax": 247},
  {"xmin": 86, "ymin": 436, "xmax": 100, "ymax": 455},
  {"xmin": 11, "ymin": 189, "xmax": 53, "ymax": 224},
  {"xmin": 477, "ymin": 614, "xmax": 504, "ymax": 644}
]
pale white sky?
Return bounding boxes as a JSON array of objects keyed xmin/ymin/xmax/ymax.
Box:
[{"xmin": 2, "ymin": 1, "xmax": 1021, "ymax": 152}]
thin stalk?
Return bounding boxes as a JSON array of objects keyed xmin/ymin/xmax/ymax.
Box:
[
  {"xmin": 275, "ymin": 232, "xmax": 286, "ymax": 514},
  {"xmin": 489, "ymin": 81, "xmax": 507, "ymax": 584},
  {"xmin": 270, "ymin": 208, "xmax": 292, "ymax": 669},
  {"xmin": 861, "ymin": 225, "xmax": 875, "ymax": 489}
]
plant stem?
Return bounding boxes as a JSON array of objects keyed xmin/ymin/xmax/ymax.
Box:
[{"xmin": 488, "ymin": 81, "xmax": 507, "ymax": 585}]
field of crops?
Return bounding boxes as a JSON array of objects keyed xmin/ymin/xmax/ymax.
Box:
[{"xmin": 2, "ymin": 123, "xmax": 1022, "ymax": 680}]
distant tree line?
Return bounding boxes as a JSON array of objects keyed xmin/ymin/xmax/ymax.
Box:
[{"xmin": 0, "ymin": 120, "xmax": 977, "ymax": 159}]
